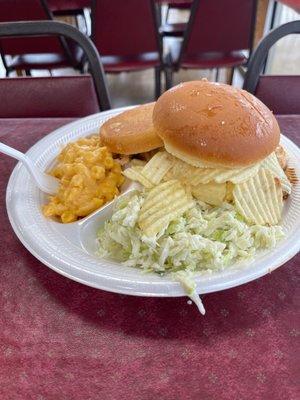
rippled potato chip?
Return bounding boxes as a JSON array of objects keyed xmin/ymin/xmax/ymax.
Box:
[
  {"xmin": 262, "ymin": 152, "xmax": 291, "ymax": 194},
  {"xmin": 138, "ymin": 180, "xmax": 194, "ymax": 236},
  {"xmin": 191, "ymin": 182, "xmax": 226, "ymax": 206},
  {"xmin": 127, "ymin": 151, "xmax": 262, "ymax": 191},
  {"xmin": 130, "ymin": 159, "xmax": 147, "ymax": 167},
  {"xmin": 141, "ymin": 151, "xmax": 174, "ymax": 184},
  {"xmin": 213, "ymin": 164, "xmax": 261, "ymax": 184},
  {"xmin": 233, "ymin": 168, "xmax": 283, "ymax": 225},
  {"xmin": 170, "ymin": 157, "xmax": 260, "ymax": 185},
  {"xmin": 123, "ymin": 167, "xmax": 153, "ymax": 188}
]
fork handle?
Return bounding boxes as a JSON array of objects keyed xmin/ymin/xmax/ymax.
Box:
[{"xmin": 0, "ymin": 142, "xmax": 35, "ymax": 177}]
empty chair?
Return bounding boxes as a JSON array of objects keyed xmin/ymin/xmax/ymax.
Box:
[
  {"xmin": 92, "ymin": 0, "xmax": 164, "ymax": 99},
  {"xmin": 243, "ymin": 20, "xmax": 300, "ymax": 115},
  {"xmin": 0, "ymin": 21, "xmax": 111, "ymax": 117},
  {"xmin": 0, "ymin": 0, "xmax": 85, "ymax": 75},
  {"xmin": 165, "ymin": 0, "xmax": 258, "ymax": 88}
]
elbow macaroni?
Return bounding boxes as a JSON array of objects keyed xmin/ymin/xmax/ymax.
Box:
[{"xmin": 43, "ymin": 135, "xmax": 124, "ymax": 223}]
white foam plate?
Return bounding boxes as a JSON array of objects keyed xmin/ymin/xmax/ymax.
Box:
[{"xmin": 6, "ymin": 107, "xmax": 300, "ymax": 297}]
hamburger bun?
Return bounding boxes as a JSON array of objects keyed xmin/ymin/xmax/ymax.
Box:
[
  {"xmin": 153, "ymin": 81, "xmax": 280, "ymax": 168},
  {"xmin": 100, "ymin": 103, "xmax": 163, "ymax": 155}
]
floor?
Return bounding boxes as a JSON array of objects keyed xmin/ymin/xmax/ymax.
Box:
[{"xmin": 0, "ymin": 4, "xmax": 299, "ymax": 109}]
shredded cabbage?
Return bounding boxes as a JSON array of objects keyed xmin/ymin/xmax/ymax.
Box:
[{"xmin": 97, "ymin": 191, "xmax": 284, "ymax": 313}]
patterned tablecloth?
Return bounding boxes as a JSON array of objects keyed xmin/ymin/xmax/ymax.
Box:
[{"xmin": 0, "ymin": 116, "xmax": 299, "ymax": 400}]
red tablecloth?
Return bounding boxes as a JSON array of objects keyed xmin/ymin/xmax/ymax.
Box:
[{"xmin": 0, "ymin": 116, "xmax": 299, "ymax": 400}]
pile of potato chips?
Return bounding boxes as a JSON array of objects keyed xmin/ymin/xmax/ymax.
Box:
[
  {"xmin": 138, "ymin": 180, "xmax": 194, "ymax": 236},
  {"xmin": 123, "ymin": 150, "xmax": 293, "ymax": 236}
]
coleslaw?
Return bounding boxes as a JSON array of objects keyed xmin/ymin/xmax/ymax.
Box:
[{"xmin": 97, "ymin": 191, "xmax": 284, "ymax": 313}]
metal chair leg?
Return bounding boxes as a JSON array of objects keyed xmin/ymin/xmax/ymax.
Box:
[
  {"xmin": 229, "ymin": 67, "xmax": 234, "ymax": 85},
  {"xmin": 155, "ymin": 66, "xmax": 161, "ymax": 99},
  {"xmin": 215, "ymin": 68, "xmax": 219, "ymax": 82},
  {"xmin": 165, "ymin": 67, "xmax": 173, "ymax": 90},
  {"xmin": 227, "ymin": 67, "xmax": 234, "ymax": 85},
  {"xmin": 165, "ymin": 5, "xmax": 170, "ymax": 23}
]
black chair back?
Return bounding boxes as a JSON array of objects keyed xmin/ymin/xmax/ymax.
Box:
[
  {"xmin": 0, "ymin": 21, "xmax": 111, "ymax": 111},
  {"xmin": 243, "ymin": 20, "xmax": 300, "ymax": 114}
]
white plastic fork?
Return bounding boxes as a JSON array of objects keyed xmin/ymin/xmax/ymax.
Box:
[{"xmin": 0, "ymin": 142, "xmax": 59, "ymax": 194}]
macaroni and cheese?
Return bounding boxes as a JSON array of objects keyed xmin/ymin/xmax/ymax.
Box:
[{"xmin": 43, "ymin": 135, "xmax": 124, "ymax": 223}]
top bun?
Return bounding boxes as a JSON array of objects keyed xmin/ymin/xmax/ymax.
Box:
[
  {"xmin": 153, "ymin": 80, "xmax": 280, "ymax": 168},
  {"xmin": 100, "ymin": 103, "xmax": 163, "ymax": 155}
]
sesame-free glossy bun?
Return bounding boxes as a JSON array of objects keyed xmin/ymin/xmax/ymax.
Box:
[
  {"xmin": 153, "ymin": 81, "xmax": 280, "ymax": 168},
  {"xmin": 100, "ymin": 103, "xmax": 163, "ymax": 155}
]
